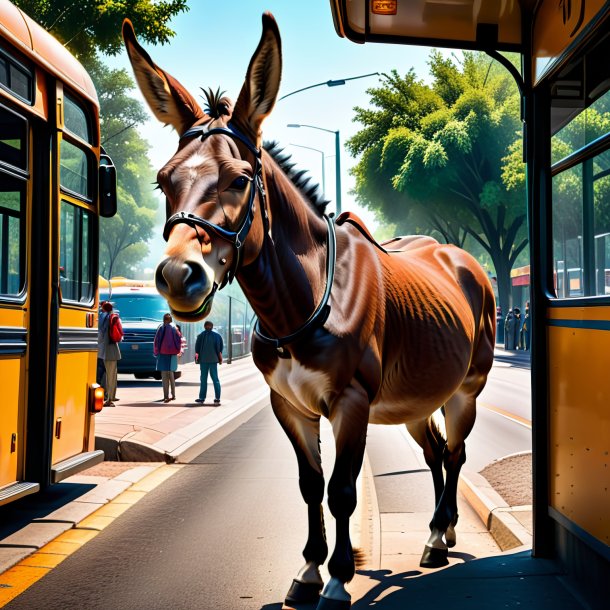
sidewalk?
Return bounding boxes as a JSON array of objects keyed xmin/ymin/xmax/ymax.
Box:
[{"xmin": 95, "ymin": 356, "xmax": 269, "ymax": 463}]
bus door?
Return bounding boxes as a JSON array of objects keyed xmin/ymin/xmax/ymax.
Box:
[
  {"xmin": 0, "ymin": 100, "xmax": 38, "ymax": 502},
  {"xmin": 51, "ymin": 88, "xmax": 99, "ymax": 478}
]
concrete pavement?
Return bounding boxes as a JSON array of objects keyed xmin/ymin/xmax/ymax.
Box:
[{"xmin": 95, "ymin": 355, "xmax": 269, "ymax": 463}]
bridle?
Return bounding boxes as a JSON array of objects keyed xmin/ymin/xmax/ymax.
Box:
[
  {"xmin": 162, "ymin": 123, "xmax": 266, "ymax": 288},
  {"xmin": 162, "ymin": 122, "xmax": 337, "ymax": 352}
]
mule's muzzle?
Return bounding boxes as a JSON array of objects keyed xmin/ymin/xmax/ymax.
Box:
[{"xmin": 155, "ymin": 257, "xmax": 214, "ymax": 314}]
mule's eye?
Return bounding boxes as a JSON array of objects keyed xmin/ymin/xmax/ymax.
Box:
[{"xmin": 230, "ymin": 176, "xmax": 250, "ymax": 191}]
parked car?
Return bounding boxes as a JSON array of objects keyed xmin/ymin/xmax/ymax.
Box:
[{"xmin": 99, "ymin": 287, "xmax": 185, "ymax": 380}]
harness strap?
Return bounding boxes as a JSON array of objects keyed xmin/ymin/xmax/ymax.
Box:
[
  {"xmin": 253, "ymin": 214, "xmax": 336, "ymax": 350},
  {"xmin": 163, "ymin": 123, "xmax": 266, "ymax": 286}
]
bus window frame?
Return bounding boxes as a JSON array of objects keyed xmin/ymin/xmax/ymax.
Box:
[
  {"xmin": 0, "ymin": 44, "xmax": 34, "ymax": 106},
  {"xmin": 59, "ymin": 130, "xmax": 95, "ymax": 205},
  {"xmin": 58, "ymin": 197, "xmax": 96, "ymax": 308},
  {"xmin": 0, "ymin": 100, "xmax": 29, "ymax": 304},
  {"xmin": 548, "ymin": 127, "xmax": 610, "ymax": 307},
  {"xmin": 0, "ymin": 101, "xmax": 29, "ymax": 177},
  {"xmin": 57, "ymin": 90, "xmax": 98, "ymax": 308}
]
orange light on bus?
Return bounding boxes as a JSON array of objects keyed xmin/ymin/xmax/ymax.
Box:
[{"xmin": 89, "ymin": 384, "xmax": 105, "ymax": 412}]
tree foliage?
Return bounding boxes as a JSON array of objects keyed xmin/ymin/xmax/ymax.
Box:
[
  {"xmin": 13, "ymin": 1, "xmax": 186, "ymax": 278},
  {"xmin": 12, "ymin": 0, "xmax": 188, "ymax": 64},
  {"xmin": 91, "ymin": 59, "xmax": 160, "ymax": 277},
  {"xmin": 348, "ymin": 51, "xmax": 527, "ymax": 313}
]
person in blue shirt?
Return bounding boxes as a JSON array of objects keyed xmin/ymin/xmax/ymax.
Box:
[{"xmin": 194, "ymin": 321, "xmax": 224, "ymax": 405}]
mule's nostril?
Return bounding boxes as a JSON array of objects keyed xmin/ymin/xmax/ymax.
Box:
[
  {"xmin": 155, "ymin": 258, "xmax": 210, "ymax": 300},
  {"xmin": 182, "ymin": 261, "xmax": 207, "ymax": 296},
  {"xmin": 155, "ymin": 259, "xmax": 170, "ymax": 293}
]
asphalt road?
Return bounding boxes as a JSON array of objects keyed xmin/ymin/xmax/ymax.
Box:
[{"xmin": 6, "ymin": 408, "xmax": 318, "ymax": 610}]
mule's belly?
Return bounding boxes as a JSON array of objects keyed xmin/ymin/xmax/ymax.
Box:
[{"xmin": 369, "ymin": 394, "xmax": 445, "ymax": 425}]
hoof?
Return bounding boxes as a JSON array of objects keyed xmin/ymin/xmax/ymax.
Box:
[
  {"xmin": 316, "ymin": 596, "xmax": 351, "ymax": 610},
  {"xmin": 420, "ymin": 544, "xmax": 449, "ymax": 568},
  {"xmin": 285, "ymin": 579, "xmax": 322, "ymax": 605}
]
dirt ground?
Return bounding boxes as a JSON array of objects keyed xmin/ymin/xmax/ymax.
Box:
[
  {"xmin": 80, "ymin": 461, "xmax": 163, "ymax": 478},
  {"xmin": 479, "ymin": 451, "xmax": 532, "ymax": 507}
]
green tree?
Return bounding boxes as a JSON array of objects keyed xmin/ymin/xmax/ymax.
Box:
[
  {"xmin": 99, "ymin": 186, "xmax": 156, "ymax": 279},
  {"xmin": 91, "ymin": 59, "xmax": 161, "ymax": 277},
  {"xmin": 12, "ymin": 0, "xmax": 188, "ymax": 64},
  {"xmin": 13, "ymin": 1, "xmax": 186, "ymax": 278},
  {"xmin": 348, "ymin": 52, "xmax": 527, "ymax": 314}
]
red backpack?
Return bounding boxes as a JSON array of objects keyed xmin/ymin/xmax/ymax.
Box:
[{"xmin": 108, "ymin": 313, "xmax": 124, "ymax": 343}]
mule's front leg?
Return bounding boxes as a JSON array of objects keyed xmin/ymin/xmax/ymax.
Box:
[
  {"xmin": 271, "ymin": 391, "xmax": 328, "ymax": 605},
  {"xmin": 318, "ymin": 388, "xmax": 369, "ymax": 610}
]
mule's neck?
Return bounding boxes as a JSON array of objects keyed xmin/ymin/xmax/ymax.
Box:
[{"xmin": 237, "ymin": 151, "xmax": 329, "ymax": 341}]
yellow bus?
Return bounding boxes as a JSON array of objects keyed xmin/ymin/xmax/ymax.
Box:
[
  {"xmin": 331, "ymin": 0, "xmax": 609, "ymax": 606},
  {"xmin": 0, "ymin": 0, "xmax": 116, "ymax": 506}
]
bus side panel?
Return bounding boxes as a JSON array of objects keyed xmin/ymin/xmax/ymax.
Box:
[
  {"xmin": 0, "ymin": 355, "xmax": 23, "ymax": 488},
  {"xmin": 548, "ymin": 322, "xmax": 610, "ymax": 546}
]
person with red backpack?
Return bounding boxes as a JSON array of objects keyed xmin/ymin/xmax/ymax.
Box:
[
  {"xmin": 153, "ymin": 313, "xmax": 182, "ymax": 403},
  {"xmin": 98, "ymin": 301, "xmax": 122, "ymax": 407}
]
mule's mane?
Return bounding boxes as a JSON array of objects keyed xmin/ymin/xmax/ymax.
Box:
[{"xmin": 263, "ymin": 140, "xmax": 329, "ymax": 216}]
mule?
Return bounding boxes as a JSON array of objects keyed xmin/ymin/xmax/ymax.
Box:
[{"xmin": 123, "ymin": 14, "xmax": 496, "ymax": 609}]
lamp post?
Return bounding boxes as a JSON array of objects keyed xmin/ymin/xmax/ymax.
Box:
[
  {"xmin": 289, "ymin": 143, "xmax": 326, "ymax": 196},
  {"xmin": 288, "ymin": 124, "xmax": 341, "ymax": 215},
  {"xmin": 278, "ymin": 72, "xmax": 379, "ymax": 102}
]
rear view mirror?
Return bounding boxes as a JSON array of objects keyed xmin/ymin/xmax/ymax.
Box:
[{"xmin": 99, "ymin": 153, "xmax": 117, "ymax": 218}]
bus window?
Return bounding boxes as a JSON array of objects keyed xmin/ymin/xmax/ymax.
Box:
[
  {"xmin": 552, "ymin": 164, "xmax": 583, "ymax": 298},
  {"xmin": 60, "ymin": 139, "xmax": 90, "ymax": 198},
  {"xmin": 0, "ymin": 104, "xmax": 27, "ymax": 170},
  {"xmin": 551, "ymin": 86, "xmax": 610, "ymax": 299},
  {"xmin": 59, "ymin": 201, "xmax": 93, "ymax": 303},
  {"xmin": 64, "ymin": 94, "xmax": 91, "ymax": 144},
  {"xmin": 0, "ymin": 47, "xmax": 33, "ymax": 104},
  {"xmin": 0, "ymin": 173, "xmax": 24, "ymax": 296}
]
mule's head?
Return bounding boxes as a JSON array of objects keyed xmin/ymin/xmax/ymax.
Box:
[{"xmin": 122, "ymin": 14, "xmax": 281, "ymax": 320}]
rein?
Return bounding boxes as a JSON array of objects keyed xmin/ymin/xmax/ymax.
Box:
[{"xmin": 163, "ymin": 123, "xmax": 337, "ymax": 352}]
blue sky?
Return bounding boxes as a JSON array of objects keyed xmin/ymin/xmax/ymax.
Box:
[{"xmin": 109, "ymin": 1, "xmax": 450, "ymax": 268}]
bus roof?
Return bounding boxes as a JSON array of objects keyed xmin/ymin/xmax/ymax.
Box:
[{"xmin": 0, "ymin": 0, "xmax": 98, "ymax": 105}]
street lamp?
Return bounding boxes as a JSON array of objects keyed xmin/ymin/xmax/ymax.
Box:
[
  {"xmin": 278, "ymin": 72, "xmax": 379, "ymax": 102},
  {"xmin": 289, "ymin": 143, "xmax": 326, "ymax": 196},
  {"xmin": 288, "ymin": 124, "xmax": 342, "ymax": 215}
]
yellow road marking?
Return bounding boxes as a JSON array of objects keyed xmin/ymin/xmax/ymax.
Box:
[
  {"xmin": 0, "ymin": 464, "xmax": 182, "ymax": 607},
  {"xmin": 479, "ymin": 402, "xmax": 531, "ymax": 428}
]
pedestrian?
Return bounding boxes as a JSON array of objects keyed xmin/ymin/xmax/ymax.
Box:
[
  {"xmin": 194, "ymin": 320, "xmax": 224, "ymax": 405},
  {"xmin": 522, "ymin": 304, "xmax": 530, "ymax": 350},
  {"xmin": 513, "ymin": 307, "xmax": 521, "ymax": 349},
  {"xmin": 98, "ymin": 301, "xmax": 121, "ymax": 407},
  {"xmin": 504, "ymin": 309, "xmax": 515, "ymax": 350},
  {"xmin": 153, "ymin": 313, "xmax": 182, "ymax": 403},
  {"xmin": 496, "ymin": 306, "xmax": 504, "ymax": 344}
]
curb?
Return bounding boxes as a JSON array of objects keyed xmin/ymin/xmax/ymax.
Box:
[
  {"xmin": 356, "ymin": 449, "xmax": 532, "ymax": 569},
  {"xmin": 0, "ymin": 463, "xmax": 180, "ymax": 602},
  {"xmin": 95, "ymin": 387, "xmax": 269, "ymax": 463},
  {"xmin": 459, "ymin": 471, "xmax": 532, "ymax": 551}
]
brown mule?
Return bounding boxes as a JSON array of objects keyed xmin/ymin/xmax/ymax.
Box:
[{"xmin": 123, "ymin": 14, "xmax": 496, "ymax": 609}]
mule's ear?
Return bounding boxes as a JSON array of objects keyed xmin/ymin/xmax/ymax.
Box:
[
  {"xmin": 233, "ymin": 13, "xmax": 282, "ymax": 145},
  {"xmin": 122, "ymin": 19, "xmax": 206, "ymax": 135}
]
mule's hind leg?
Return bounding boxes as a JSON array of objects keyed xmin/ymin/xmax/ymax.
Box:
[
  {"xmin": 421, "ymin": 391, "xmax": 476, "ymax": 567},
  {"xmin": 406, "ymin": 416, "xmax": 446, "ymax": 513},
  {"xmin": 271, "ymin": 391, "xmax": 328, "ymax": 605}
]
